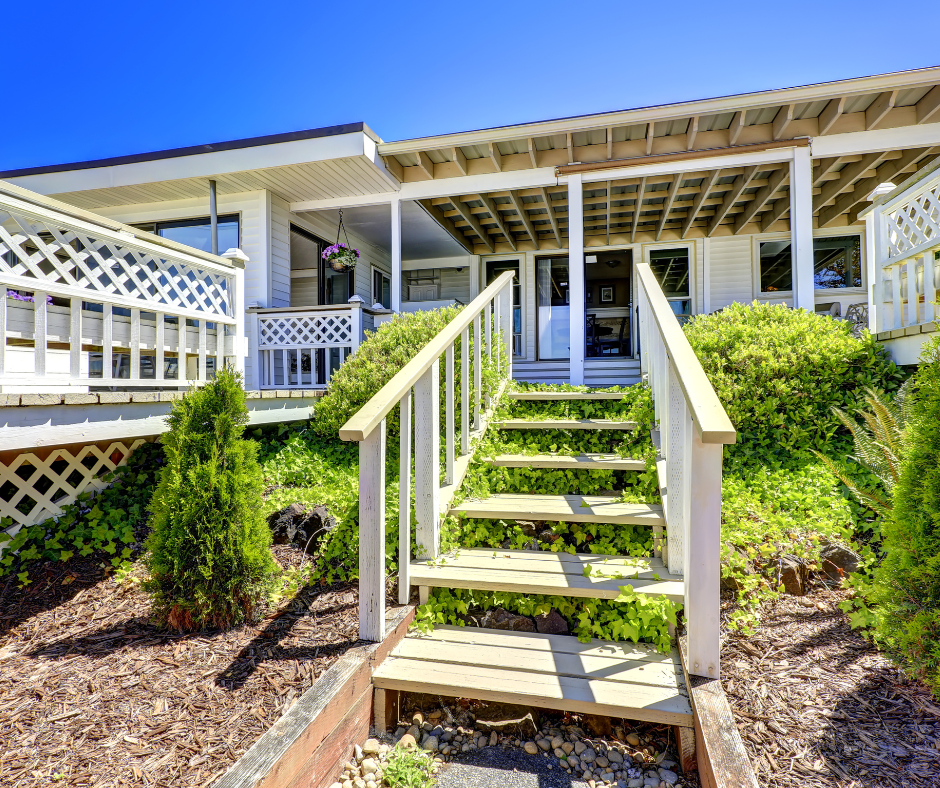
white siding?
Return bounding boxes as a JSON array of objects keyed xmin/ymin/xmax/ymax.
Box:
[
  {"xmin": 694, "ymin": 239, "xmax": 705, "ymax": 313},
  {"xmin": 270, "ymin": 195, "xmax": 291, "ymax": 308},
  {"xmin": 708, "ymin": 236, "xmax": 753, "ymax": 311}
]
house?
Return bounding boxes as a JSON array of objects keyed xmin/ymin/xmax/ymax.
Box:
[{"xmin": 2, "ymin": 65, "xmax": 940, "ymax": 533}]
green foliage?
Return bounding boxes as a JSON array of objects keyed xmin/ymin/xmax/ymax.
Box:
[
  {"xmin": 383, "ymin": 745, "xmax": 436, "ymax": 788},
  {"xmin": 144, "ymin": 368, "xmax": 277, "ymax": 631},
  {"xmin": 684, "ymin": 301, "xmax": 905, "ymax": 463},
  {"xmin": 865, "ymin": 337, "xmax": 940, "ymax": 695},
  {"xmin": 0, "ymin": 442, "xmax": 164, "ymax": 583}
]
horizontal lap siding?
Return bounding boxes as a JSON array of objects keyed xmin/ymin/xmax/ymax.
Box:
[
  {"xmin": 271, "ymin": 196, "xmax": 291, "ymax": 308},
  {"xmin": 708, "ymin": 237, "xmax": 753, "ymax": 311}
]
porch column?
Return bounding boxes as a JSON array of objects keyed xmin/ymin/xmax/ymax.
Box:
[
  {"xmin": 568, "ymin": 173, "xmax": 585, "ymax": 385},
  {"xmin": 789, "ymin": 147, "xmax": 815, "ymax": 311},
  {"xmin": 390, "ymin": 197, "xmax": 402, "ymax": 312}
]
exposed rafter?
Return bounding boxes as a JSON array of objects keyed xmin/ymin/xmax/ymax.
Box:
[
  {"xmin": 478, "ymin": 194, "xmax": 518, "ymax": 252},
  {"xmin": 539, "ymin": 188, "xmax": 562, "ymax": 248},
  {"xmin": 488, "ymin": 142, "xmax": 502, "ymax": 173},
  {"xmin": 630, "ymin": 178, "xmax": 647, "ymax": 242},
  {"xmin": 527, "ymin": 139, "xmax": 538, "ymax": 169},
  {"xmin": 814, "ymin": 151, "xmax": 889, "ymax": 209},
  {"xmin": 450, "ymin": 196, "xmax": 495, "ymax": 252},
  {"xmin": 917, "ymin": 86, "xmax": 940, "ymax": 124},
  {"xmin": 417, "ymin": 200, "xmax": 474, "ymax": 253},
  {"xmin": 733, "ymin": 167, "xmax": 788, "ymax": 233},
  {"xmin": 452, "ymin": 147, "xmax": 467, "ymax": 176},
  {"xmin": 606, "ymin": 127, "xmax": 614, "ymax": 160},
  {"xmin": 772, "ymin": 105, "xmax": 795, "ymax": 140},
  {"xmin": 682, "ymin": 169, "xmax": 722, "ymax": 236},
  {"xmin": 507, "ymin": 190, "xmax": 539, "ymax": 245},
  {"xmin": 567, "ymin": 133, "xmax": 575, "ymax": 164},
  {"xmin": 865, "ymin": 90, "xmax": 898, "ymax": 130},
  {"xmin": 707, "ymin": 166, "xmax": 758, "ymax": 236},
  {"xmin": 813, "ymin": 156, "xmax": 842, "ymax": 186},
  {"xmin": 760, "ymin": 193, "xmax": 790, "ymax": 231},
  {"xmin": 645, "ymin": 123, "xmax": 655, "ymax": 155},
  {"xmin": 728, "ymin": 112, "xmax": 745, "ymax": 145},
  {"xmin": 686, "ymin": 116, "xmax": 699, "ymax": 151},
  {"xmin": 655, "ymin": 175, "xmax": 683, "ymax": 241},
  {"xmin": 415, "ymin": 150, "xmax": 435, "ymax": 179},
  {"xmin": 382, "ymin": 155, "xmax": 404, "ymax": 181},
  {"xmin": 817, "ymin": 97, "xmax": 845, "ymax": 135}
]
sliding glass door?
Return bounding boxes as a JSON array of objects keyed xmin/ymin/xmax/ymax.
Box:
[{"xmin": 536, "ymin": 256, "xmax": 570, "ymax": 360}]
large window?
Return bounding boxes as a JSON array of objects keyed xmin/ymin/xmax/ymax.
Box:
[
  {"xmin": 133, "ymin": 214, "xmax": 239, "ymax": 254},
  {"xmin": 372, "ymin": 267, "xmax": 391, "ymax": 308},
  {"xmin": 649, "ymin": 248, "xmax": 691, "ymax": 322},
  {"xmin": 759, "ymin": 234, "xmax": 862, "ymax": 293},
  {"xmin": 486, "ymin": 260, "xmax": 522, "ymax": 356}
]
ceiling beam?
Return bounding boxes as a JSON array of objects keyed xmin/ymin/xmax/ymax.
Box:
[
  {"xmin": 646, "ymin": 123, "xmax": 655, "ymax": 155},
  {"xmin": 818, "ymin": 147, "xmax": 936, "ymax": 227},
  {"xmin": 452, "ymin": 147, "xmax": 467, "ymax": 176},
  {"xmin": 917, "ymin": 86, "xmax": 940, "ymax": 124},
  {"xmin": 817, "ymin": 97, "xmax": 845, "ymax": 135},
  {"xmin": 507, "ymin": 190, "xmax": 539, "ymax": 245},
  {"xmin": 813, "ymin": 156, "xmax": 842, "ymax": 186},
  {"xmin": 772, "ymin": 105, "xmax": 795, "ymax": 140},
  {"xmin": 539, "ymin": 188, "xmax": 562, "ymax": 248},
  {"xmin": 488, "ymin": 143, "xmax": 502, "ymax": 173},
  {"xmin": 760, "ymin": 195, "xmax": 790, "ymax": 231},
  {"xmin": 682, "ymin": 169, "xmax": 722, "ymax": 236},
  {"xmin": 733, "ymin": 166, "xmax": 788, "ymax": 233},
  {"xmin": 655, "ymin": 175, "xmax": 683, "ymax": 241},
  {"xmin": 606, "ymin": 127, "xmax": 614, "ymax": 160},
  {"xmin": 631, "ymin": 178, "xmax": 647, "ymax": 242},
  {"xmin": 382, "ymin": 155, "xmax": 404, "ymax": 181},
  {"xmin": 865, "ymin": 90, "xmax": 898, "ymax": 130},
  {"xmin": 687, "ymin": 116, "xmax": 699, "ymax": 151},
  {"xmin": 567, "ymin": 133, "xmax": 575, "ymax": 164},
  {"xmin": 417, "ymin": 200, "xmax": 474, "ymax": 253},
  {"xmin": 478, "ymin": 194, "xmax": 518, "ymax": 252},
  {"xmin": 707, "ymin": 166, "xmax": 758, "ymax": 236},
  {"xmin": 527, "ymin": 139, "xmax": 538, "ymax": 169},
  {"xmin": 814, "ymin": 151, "xmax": 888, "ymax": 209},
  {"xmin": 449, "ymin": 196, "xmax": 495, "ymax": 252},
  {"xmin": 415, "ymin": 150, "xmax": 435, "ymax": 180},
  {"xmin": 728, "ymin": 112, "xmax": 745, "ymax": 145}
]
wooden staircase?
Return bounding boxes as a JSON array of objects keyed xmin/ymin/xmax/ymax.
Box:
[{"xmin": 374, "ymin": 391, "xmax": 693, "ymax": 727}]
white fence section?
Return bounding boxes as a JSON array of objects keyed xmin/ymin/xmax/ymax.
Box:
[
  {"xmin": 339, "ymin": 272, "xmax": 514, "ymax": 641},
  {"xmin": 636, "ymin": 261, "xmax": 736, "ymax": 680},
  {"xmin": 0, "ymin": 181, "xmax": 245, "ymax": 392},
  {"xmin": 865, "ymin": 156, "xmax": 940, "ymax": 334},
  {"xmin": 250, "ymin": 304, "xmax": 373, "ymax": 389}
]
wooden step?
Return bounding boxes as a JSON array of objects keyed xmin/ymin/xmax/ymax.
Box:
[
  {"xmin": 410, "ymin": 548, "xmax": 682, "ymax": 601},
  {"xmin": 493, "ymin": 418, "xmax": 638, "ymax": 430},
  {"xmin": 451, "ymin": 494, "xmax": 664, "ymax": 526},
  {"xmin": 373, "ymin": 626, "xmax": 693, "ymax": 726},
  {"xmin": 489, "ymin": 453, "xmax": 646, "ymax": 471},
  {"xmin": 507, "ymin": 391, "xmax": 629, "ymax": 401}
]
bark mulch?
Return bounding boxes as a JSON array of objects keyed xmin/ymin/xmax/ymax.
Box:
[
  {"xmin": 722, "ymin": 587, "xmax": 940, "ymax": 788},
  {"xmin": 0, "ymin": 545, "xmax": 366, "ymax": 788}
]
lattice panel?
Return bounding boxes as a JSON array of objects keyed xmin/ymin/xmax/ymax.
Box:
[
  {"xmin": 259, "ymin": 314, "xmax": 353, "ymax": 347},
  {"xmin": 886, "ymin": 183, "xmax": 940, "ymax": 257},
  {"xmin": 0, "ymin": 207, "xmax": 233, "ymax": 318},
  {"xmin": 0, "ymin": 440, "xmax": 146, "ymax": 531}
]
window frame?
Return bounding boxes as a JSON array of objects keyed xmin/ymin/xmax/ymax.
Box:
[
  {"xmin": 643, "ymin": 241, "xmax": 696, "ymax": 317},
  {"xmin": 132, "ymin": 213, "xmax": 241, "ymax": 254},
  {"xmin": 371, "ymin": 265, "xmax": 391, "ymax": 309}
]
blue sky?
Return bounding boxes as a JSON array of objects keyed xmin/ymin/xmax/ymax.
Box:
[{"xmin": 2, "ymin": 0, "xmax": 939, "ymax": 171}]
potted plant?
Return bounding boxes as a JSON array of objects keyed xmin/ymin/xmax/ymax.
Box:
[{"xmin": 322, "ymin": 242, "xmax": 359, "ymax": 273}]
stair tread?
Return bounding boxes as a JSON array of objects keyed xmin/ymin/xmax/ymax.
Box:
[
  {"xmin": 374, "ymin": 625, "xmax": 692, "ymax": 726},
  {"xmin": 494, "ymin": 418, "xmax": 638, "ymax": 430},
  {"xmin": 410, "ymin": 548, "xmax": 682, "ymax": 601},
  {"xmin": 489, "ymin": 453, "xmax": 646, "ymax": 470},
  {"xmin": 507, "ymin": 391, "xmax": 630, "ymax": 401},
  {"xmin": 451, "ymin": 494, "xmax": 664, "ymax": 525}
]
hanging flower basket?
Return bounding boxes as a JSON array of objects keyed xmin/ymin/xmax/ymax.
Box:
[
  {"xmin": 322, "ymin": 242, "xmax": 359, "ymax": 273},
  {"xmin": 323, "ymin": 209, "xmax": 360, "ymax": 273}
]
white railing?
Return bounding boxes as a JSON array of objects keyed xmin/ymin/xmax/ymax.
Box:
[
  {"xmin": 339, "ymin": 272, "xmax": 515, "ymax": 640},
  {"xmin": 864, "ymin": 156, "xmax": 940, "ymax": 334},
  {"xmin": 249, "ymin": 303, "xmax": 386, "ymax": 389},
  {"xmin": 0, "ymin": 180, "xmax": 245, "ymax": 392},
  {"xmin": 636, "ymin": 262, "xmax": 736, "ymax": 680}
]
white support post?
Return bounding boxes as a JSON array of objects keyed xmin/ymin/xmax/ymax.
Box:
[
  {"xmin": 414, "ymin": 359, "xmax": 441, "ymax": 559},
  {"xmin": 638, "ymin": 289, "xmax": 649, "ymax": 377},
  {"xmin": 391, "ymin": 198, "xmax": 402, "ymax": 313},
  {"xmin": 460, "ymin": 327, "xmax": 470, "ymax": 454},
  {"xmin": 102, "ymin": 303, "xmax": 113, "ymax": 380},
  {"xmin": 247, "ymin": 312, "xmax": 260, "ymax": 389},
  {"xmin": 789, "ymin": 147, "xmax": 815, "ymax": 311},
  {"xmin": 34, "ymin": 291, "xmax": 47, "ymax": 377},
  {"xmin": 198, "ymin": 320, "xmax": 208, "ymax": 383},
  {"xmin": 398, "ymin": 391, "xmax": 412, "ymax": 605},
  {"xmin": 686, "ymin": 430, "xmax": 723, "ymax": 680},
  {"xmin": 233, "ymin": 266, "xmax": 246, "ymax": 375},
  {"xmin": 0, "ymin": 293, "xmax": 6, "ymax": 376},
  {"xmin": 891, "ymin": 265, "xmax": 902, "ymax": 329},
  {"xmin": 350, "ymin": 303, "xmax": 363, "ymax": 355},
  {"xmin": 925, "ymin": 252, "xmax": 936, "ymax": 324},
  {"xmin": 568, "ymin": 172, "xmax": 585, "ymax": 385},
  {"xmin": 70, "ymin": 297, "xmax": 82, "ymax": 379},
  {"xmin": 906, "ymin": 257, "xmax": 918, "ymax": 326},
  {"xmin": 473, "ymin": 313, "xmax": 482, "ymax": 428},
  {"xmin": 864, "ymin": 208, "xmax": 882, "ymax": 333},
  {"xmin": 502, "ymin": 286, "xmax": 513, "ymax": 380},
  {"xmin": 155, "ymin": 313, "xmax": 165, "ymax": 381},
  {"xmin": 358, "ymin": 420, "xmax": 387, "ymax": 642},
  {"xmin": 445, "ymin": 344, "xmax": 455, "ymax": 484},
  {"xmin": 130, "ymin": 308, "xmax": 141, "ymax": 381}
]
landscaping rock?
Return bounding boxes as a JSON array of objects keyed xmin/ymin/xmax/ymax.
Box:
[
  {"xmin": 480, "ymin": 607, "xmax": 536, "ymax": 632},
  {"xmin": 398, "ymin": 733, "xmax": 417, "ymax": 748},
  {"xmin": 267, "ymin": 503, "xmax": 335, "ymax": 552},
  {"xmin": 819, "ymin": 541, "xmax": 861, "ymax": 582},
  {"xmin": 476, "ymin": 712, "xmax": 538, "ymax": 738},
  {"xmin": 779, "ymin": 554, "xmax": 808, "ymax": 596},
  {"xmin": 524, "ymin": 741, "xmax": 539, "ymax": 755},
  {"xmin": 535, "ymin": 609, "xmax": 570, "ymax": 635},
  {"xmin": 582, "ymin": 713, "xmax": 612, "ymax": 736}
]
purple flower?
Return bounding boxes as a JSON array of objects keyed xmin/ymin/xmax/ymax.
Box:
[{"xmin": 6, "ymin": 290, "xmax": 52, "ymax": 304}]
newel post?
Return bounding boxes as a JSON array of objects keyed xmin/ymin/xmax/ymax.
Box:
[
  {"xmin": 359, "ymin": 419, "xmax": 387, "ymax": 642},
  {"xmin": 686, "ymin": 430, "xmax": 722, "ymax": 679}
]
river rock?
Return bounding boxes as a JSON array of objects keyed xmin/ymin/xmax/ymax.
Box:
[
  {"xmin": 779, "ymin": 554, "xmax": 808, "ymax": 596},
  {"xmin": 819, "ymin": 541, "xmax": 861, "ymax": 582},
  {"xmin": 524, "ymin": 741, "xmax": 539, "ymax": 755},
  {"xmin": 480, "ymin": 607, "xmax": 536, "ymax": 632},
  {"xmin": 535, "ymin": 609, "xmax": 570, "ymax": 635}
]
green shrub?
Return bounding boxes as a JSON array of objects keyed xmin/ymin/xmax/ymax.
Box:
[
  {"xmin": 868, "ymin": 337, "xmax": 940, "ymax": 695},
  {"xmin": 683, "ymin": 302, "xmax": 904, "ymax": 463},
  {"xmin": 144, "ymin": 368, "xmax": 276, "ymax": 630}
]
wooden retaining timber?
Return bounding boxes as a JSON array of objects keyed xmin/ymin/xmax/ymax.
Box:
[{"xmin": 214, "ymin": 605, "xmax": 414, "ymax": 788}]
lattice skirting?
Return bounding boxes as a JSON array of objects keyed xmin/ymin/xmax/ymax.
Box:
[{"xmin": 0, "ymin": 439, "xmax": 150, "ymax": 537}]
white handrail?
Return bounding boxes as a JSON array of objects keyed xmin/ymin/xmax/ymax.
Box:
[
  {"xmin": 636, "ymin": 261, "xmax": 735, "ymax": 680},
  {"xmin": 341, "ymin": 272, "xmax": 515, "ymax": 641}
]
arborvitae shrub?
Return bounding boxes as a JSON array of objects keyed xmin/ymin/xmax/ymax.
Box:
[
  {"xmin": 683, "ymin": 302, "xmax": 904, "ymax": 463},
  {"xmin": 145, "ymin": 367, "xmax": 276, "ymax": 630},
  {"xmin": 870, "ymin": 337, "xmax": 940, "ymax": 695}
]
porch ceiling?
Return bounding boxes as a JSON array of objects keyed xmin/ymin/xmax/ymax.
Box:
[{"xmin": 379, "ymin": 68, "xmax": 940, "ymax": 189}]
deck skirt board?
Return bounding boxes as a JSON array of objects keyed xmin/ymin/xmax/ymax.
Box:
[
  {"xmin": 489, "ymin": 453, "xmax": 646, "ymax": 470},
  {"xmin": 451, "ymin": 494, "xmax": 664, "ymax": 525},
  {"xmin": 409, "ymin": 548, "xmax": 683, "ymax": 602},
  {"xmin": 493, "ymin": 418, "xmax": 639, "ymax": 430},
  {"xmin": 374, "ymin": 627, "xmax": 692, "ymax": 727}
]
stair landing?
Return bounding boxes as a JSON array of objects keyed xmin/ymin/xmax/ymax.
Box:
[{"xmin": 373, "ymin": 625, "xmax": 693, "ymax": 726}]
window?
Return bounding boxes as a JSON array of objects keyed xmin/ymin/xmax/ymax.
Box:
[
  {"xmin": 649, "ymin": 248, "xmax": 691, "ymax": 322},
  {"xmin": 486, "ymin": 260, "xmax": 522, "ymax": 356},
  {"xmin": 372, "ymin": 267, "xmax": 391, "ymax": 308},
  {"xmin": 759, "ymin": 234, "xmax": 863, "ymax": 293},
  {"xmin": 133, "ymin": 214, "xmax": 240, "ymax": 254}
]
